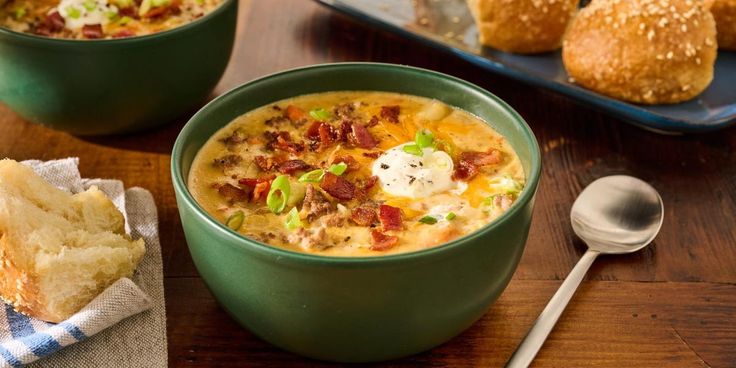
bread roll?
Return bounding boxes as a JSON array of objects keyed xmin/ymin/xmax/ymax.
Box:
[
  {"xmin": 711, "ymin": 0, "xmax": 736, "ymax": 50},
  {"xmin": 468, "ymin": 0, "xmax": 579, "ymax": 54},
  {"xmin": 0, "ymin": 159, "xmax": 145, "ymax": 323},
  {"xmin": 563, "ymin": 0, "xmax": 717, "ymax": 104}
]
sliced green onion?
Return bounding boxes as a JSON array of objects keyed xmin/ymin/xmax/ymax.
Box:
[
  {"xmin": 285, "ymin": 207, "xmax": 303, "ymax": 230},
  {"xmin": 415, "ymin": 129, "xmax": 434, "ymax": 149},
  {"xmin": 403, "ymin": 144, "xmax": 423, "ymax": 156},
  {"xmin": 83, "ymin": 0, "xmax": 97, "ymax": 11},
  {"xmin": 298, "ymin": 169, "xmax": 325, "ymax": 183},
  {"xmin": 328, "ymin": 162, "xmax": 348, "ymax": 176},
  {"xmin": 118, "ymin": 15, "xmax": 133, "ymax": 25},
  {"xmin": 152, "ymin": 0, "xmax": 171, "ymax": 6},
  {"xmin": 445, "ymin": 212, "xmax": 456, "ymax": 220},
  {"xmin": 309, "ymin": 108, "xmax": 331, "ymax": 121},
  {"xmin": 225, "ymin": 210, "xmax": 244, "ymax": 230},
  {"xmin": 267, "ymin": 175, "xmax": 290, "ymax": 214},
  {"xmin": 104, "ymin": 10, "xmax": 119, "ymax": 20},
  {"xmin": 418, "ymin": 215, "xmax": 438, "ymax": 225},
  {"xmin": 66, "ymin": 6, "xmax": 81, "ymax": 18},
  {"xmin": 488, "ymin": 175, "xmax": 522, "ymax": 195},
  {"xmin": 13, "ymin": 7, "xmax": 26, "ymax": 19}
]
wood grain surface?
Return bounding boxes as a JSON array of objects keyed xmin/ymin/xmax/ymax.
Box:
[{"xmin": 1, "ymin": 0, "xmax": 735, "ymax": 366}]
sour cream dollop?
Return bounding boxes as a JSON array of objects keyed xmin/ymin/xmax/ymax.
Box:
[
  {"xmin": 371, "ymin": 143, "xmax": 456, "ymax": 198},
  {"xmin": 57, "ymin": 0, "xmax": 117, "ymax": 30}
]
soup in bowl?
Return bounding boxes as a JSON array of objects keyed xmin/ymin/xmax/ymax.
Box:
[
  {"xmin": 189, "ymin": 91, "xmax": 526, "ymax": 256},
  {"xmin": 0, "ymin": 0, "xmax": 236, "ymax": 135},
  {"xmin": 172, "ymin": 63, "xmax": 541, "ymax": 362}
]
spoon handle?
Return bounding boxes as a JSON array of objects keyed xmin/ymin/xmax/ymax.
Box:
[{"xmin": 505, "ymin": 249, "xmax": 600, "ymax": 368}]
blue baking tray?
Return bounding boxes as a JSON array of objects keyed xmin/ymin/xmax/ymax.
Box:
[{"xmin": 315, "ymin": 0, "xmax": 736, "ymax": 133}]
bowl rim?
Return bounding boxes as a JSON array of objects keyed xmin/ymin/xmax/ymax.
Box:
[
  {"xmin": 0, "ymin": 0, "xmax": 236, "ymax": 44},
  {"xmin": 172, "ymin": 62, "xmax": 542, "ymax": 265}
]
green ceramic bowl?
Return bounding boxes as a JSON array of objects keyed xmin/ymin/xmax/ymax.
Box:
[
  {"xmin": 0, "ymin": 0, "xmax": 237, "ymax": 135},
  {"xmin": 172, "ymin": 63, "xmax": 542, "ymax": 363}
]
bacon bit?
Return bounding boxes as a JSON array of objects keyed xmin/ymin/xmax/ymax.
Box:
[
  {"xmin": 306, "ymin": 121, "xmax": 337, "ymax": 150},
  {"xmin": 379, "ymin": 204, "xmax": 403, "ymax": 231},
  {"xmin": 370, "ymin": 230, "xmax": 399, "ymax": 251},
  {"xmin": 82, "ymin": 24, "xmax": 104, "ymax": 39},
  {"xmin": 238, "ymin": 176, "xmax": 274, "ymax": 201},
  {"xmin": 363, "ymin": 175, "xmax": 379, "ymax": 190},
  {"xmin": 213, "ymin": 154, "xmax": 242, "ymax": 169},
  {"xmin": 254, "ymin": 155, "xmax": 276, "ymax": 171},
  {"xmin": 380, "ymin": 105, "xmax": 400, "ymax": 123},
  {"xmin": 285, "ymin": 105, "xmax": 307, "ymax": 122},
  {"xmin": 113, "ymin": 29, "xmax": 136, "ymax": 38},
  {"xmin": 320, "ymin": 172, "xmax": 355, "ymax": 201},
  {"xmin": 118, "ymin": 7, "xmax": 137, "ymax": 17},
  {"xmin": 332, "ymin": 155, "xmax": 360, "ymax": 172},
  {"xmin": 277, "ymin": 159, "xmax": 313, "ymax": 174},
  {"xmin": 459, "ymin": 150, "xmax": 503, "ymax": 167},
  {"xmin": 264, "ymin": 131, "xmax": 304, "ymax": 154},
  {"xmin": 350, "ymin": 123, "xmax": 377, "ymax": 149},
  {"xmin": 350, "ymin": 207, "xmax": 377, "ymax": 226},
  {"xmin": 218, "ymin": 183, "xmax": 248, "ymax": 202},
  {"xmin": 338, "ymin": 121, "xmax": 352, "ymax": 142},
  {"xmin": 366, "ymin": 115, "xmax": 379, "ymax": 128},
  {"xmin": 362, "ymin": 151, "xmax": 383, "ymax": 159},
  {"xmin": 142, "ymin": 0, "xmax": 181, "ymax": 18},
  {"xmin": 452, "ymin": 150, "xmax": 503, "ymax": 181},
  {"xmin": 45, "ymin": 11, "xmax": 65, "ymax": 32}
]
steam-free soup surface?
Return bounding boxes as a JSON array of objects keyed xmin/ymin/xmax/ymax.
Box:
[{"xmin": 189, "ymin": 91, "xmax": 525, "ymax": 256}]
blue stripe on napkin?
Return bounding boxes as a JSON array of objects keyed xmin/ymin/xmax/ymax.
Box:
[
  {"xmin": 18, "ymin": 333, "xmax": 62, "ymax": 358},
  {"xmin": 0, "ymin": 345, "xmax": 21, "ymax": 368},
  {"xmin": 4, "ymin": 306, "xmax": 34, "ymax": 339},
  {"xmin": 58, "ymin": 322, "xmax": 87, "ymax": 341}
]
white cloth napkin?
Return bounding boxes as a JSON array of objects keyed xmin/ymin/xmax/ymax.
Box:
[{"xmin": 0, "ymin": 158, "xmax": 167, "ymax": 367}]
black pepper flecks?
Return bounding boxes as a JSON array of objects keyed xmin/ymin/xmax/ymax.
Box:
[
  {"xmin": 408, "ymin": 176, "xmax": 416, "ymax": 185},
  {"xmin": 381, "ymin": 163, "xmax": 389, "ymax": 169}
]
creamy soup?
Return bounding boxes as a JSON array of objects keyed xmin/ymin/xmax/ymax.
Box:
[
  {"xmin": 188, "ymin": 91, "xmax": 525, "ymax": 256},
  {"xmin": 0, "ymin": 0, "xmax": 222, "ymax": 39}
]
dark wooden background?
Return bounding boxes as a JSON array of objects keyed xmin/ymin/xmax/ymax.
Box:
[{"xmin": 1, "ymin": 1, "xmax": 735, "ymax": 366}]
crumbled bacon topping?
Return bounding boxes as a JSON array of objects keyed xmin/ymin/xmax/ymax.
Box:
[
  {"xmin": 350, "ymin": 123, "xmax": 377, "ymax": 149},
  {"xmin": 306, "ymin": 121, "xmax": 336, "ymax": 150},
  {"xmin": 277, "ymin": 159, "xmax": 313, "ymax": 174},
  {"xmin": 452, "ymin": 149, "xmax": 503, "ymax": 181},
  {"xmin": 362, "ymin": 151, "xmax": 383, "ymax": 159},
  {"xmin": 254, "ymin": 155, "xmax": 276, "ymax": 171},
  {"xmin": 380, "ymin": 105, "xmax": 400, "ymax": 123},
  {"xmin": 284, "ymin": 105, "xmax": 307, "ymax": 123},
  {"xmin": 264, "ymin": 131, "xmax": 304, "ymax": 154},
  {"xmin": 320, "ymin": 172, "xmax": 355, "ymax": 201},
  {"xmin": 350, "ymin": 207, "xmax": 377, "ymax": 226},
  {"xmin": 238, "ymin": 177, "xmax": 274, "ymax": 202},
  {"xmin": 379, "ymin": 204, "xmax": 403, "ymax": 231},
  {"xmin": 82, "ymin": 24, "xmax": 103, "ymax": 39},
  {"xmin": 370, "ymin": 230, "xmax": 398, "ymax": 251}
]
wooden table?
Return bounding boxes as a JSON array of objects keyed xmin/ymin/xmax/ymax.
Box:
[{"xmin": 2, "ymin": 1, "xmax": 735, "ymax": 366}]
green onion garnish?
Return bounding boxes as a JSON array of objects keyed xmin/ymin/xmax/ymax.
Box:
[
  {"xmin": 328, "ymin": 162, "xmax": 348, "ymax": 176},
  {"xmin": 488, "ymin": 175, "xmax": 522, "ymax": 195},
  {"xmin": 83, "ymin": 0, "xmax": 97, "ymax": 11},
  {"xmin": 309, "ymin": 108, "xmax": 331, "ymax": 121},
  {"xmin": 418, "ymin": 215, "xmax": 438, "ymax": 225},
  {"xmin": 415, "ymin": 129, "xmax": 434, "ymax": 149},
  {"xmin": 105, "ymin": 10, "xmax": 118, "ymax": 20},
  {"xmin": 118, "ymin": 15, "xmax": 133, "ymax": 25},
  {"xmin": 446, "ymin": 212, "xmax": 456, "ymax": 220},
  {"xmin": 225, "ymin": 210, "xmax": 244, "ymax": 230},
  {"xmin": 403, "ymin": 144, "xmax": 423, "ymax": 156},
  {"xmin": 13, "ymin": 7, "xmax": 26, "ymax": 19},
  {"xmin": 298, "ymin": 169, "xmax": 325, "ymax": 183},
  {"xmin": 267, "ymin": 175, "xmax": 290, "ymax": 214},
  {"xmin": 66, "ymin": 6, "xmax": 81, "ymax": 18},
  {"xmin": 152, "ymin": 0, "xmax": 171, "ymax": 6},
  {"xmin": 285, "ymin": 207, "xmax": 303, "ymax": 230}
]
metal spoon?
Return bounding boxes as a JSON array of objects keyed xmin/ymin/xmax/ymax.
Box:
[{"xmin": 505, "ymin": 175, "xmax": 664, "ymax": 368}]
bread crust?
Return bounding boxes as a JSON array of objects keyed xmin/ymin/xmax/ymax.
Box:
[
  {"xmin": 712, "ymin": 0, "xmax": 736, "ymax": 50},
  {"xmin": 468, "ymin": 0, "xmax": 579, "ymax": 54},
  {"xmin": 562, "ymin": 0, "xmax": 717, "ymax": 104}
]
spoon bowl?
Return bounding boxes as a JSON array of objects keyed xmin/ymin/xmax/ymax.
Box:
[
  {"xmin": 506, "ymin": 175, "xmax": 664, "ymax": 368},
  {"xmin": 571, "ymin": 175, "xmax": 664, "ymax": 254}
]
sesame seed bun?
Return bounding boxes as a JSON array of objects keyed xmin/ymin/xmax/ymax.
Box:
[
  {"xmin": 711, "ymin": 0, "xmax": 736, "ymax": 50},
  {"xmin": 562, "ymin": 0, "xmax": 717, "ymax": 104},
  {"xmin": 468, "ymin": 0, "xmax": 579, "ymax": 54}
]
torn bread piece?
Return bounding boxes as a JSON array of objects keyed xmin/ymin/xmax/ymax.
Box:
[{"xmin": 0, "ymin": 159, "xmax": 145, "ymax": 323}]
